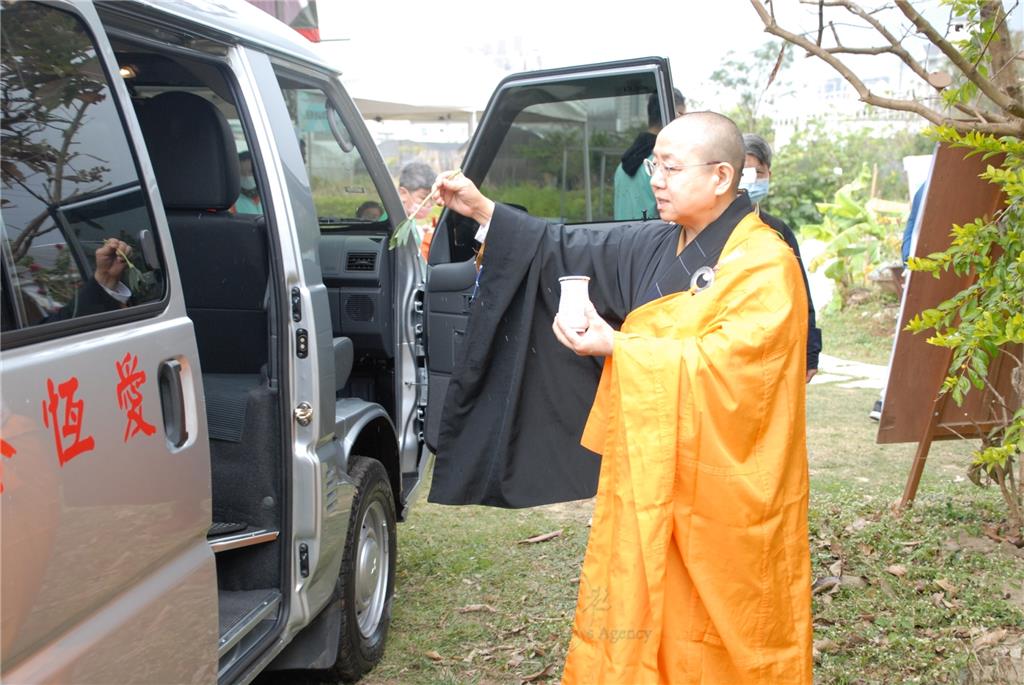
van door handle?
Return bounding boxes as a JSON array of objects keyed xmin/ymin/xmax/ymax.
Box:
[{"xmin": 158, "ymin": 359, "xmax": 188, "ymax": 448}]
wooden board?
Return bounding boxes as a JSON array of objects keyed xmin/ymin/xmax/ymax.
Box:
[{"xmin": 877, "ymin": 143, "xmax": 1017, "ymax": 445}]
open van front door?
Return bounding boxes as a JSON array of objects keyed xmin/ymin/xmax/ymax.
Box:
[{"xmin": 422, "ymin": 58, "xmax": 675, "ymax": 507}]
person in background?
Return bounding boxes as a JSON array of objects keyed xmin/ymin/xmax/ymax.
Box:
[
  {"xmin": 612, "ymin": 88, "xmax": 686, "ymax": 220},
  {"xmin": 740, "ymin": 133, "xmax": 822, "ymax": 383},
  {"xmin": 870, "ymin": 176, "xmax": 929, "ymax": 420},
  {"xmin": 398, "ymin": 161, "xmax": 438, "ymax": 261},
  {"xmin": 356, "ymin": 200, "xmax": 384, "ymax": 221},
  {"xmin": 233, "ymin": 150, "xmax": 262, "ymax": 215}
]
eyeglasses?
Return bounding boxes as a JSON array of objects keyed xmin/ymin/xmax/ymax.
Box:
[{"xmin": 642, "ymin": 158, "xmax": 723, "ymax": 178}]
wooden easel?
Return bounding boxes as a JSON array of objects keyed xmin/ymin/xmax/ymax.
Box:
[{"xmin": 876, "ymin": 143, "xmax": 1019, "ymax": 509}]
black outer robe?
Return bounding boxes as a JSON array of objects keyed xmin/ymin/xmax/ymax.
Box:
[
  {"xmin": 760, "ymin": 210, "xmax": 823, "ymax": 372},
  {"xmin": 428, "ymin": 195, "xmax": 760, "ymax": 508}
]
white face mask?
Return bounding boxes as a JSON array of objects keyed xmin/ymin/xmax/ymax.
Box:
[
  {"xmin": 240, "ymin": 176, "xmax": 257, "ymax": 192},
  {"xmin": 740, "ymin": 166, "xmax": 758, "ymax": 187},
  {"xmin": 738, "ymin": 167, "xmax": 769, "ymax": 203}
]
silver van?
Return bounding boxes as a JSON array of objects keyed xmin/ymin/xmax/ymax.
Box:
[
  {"xmin": 1, "ymin": 0, "xmax": 427, "ymax": 681},
  {"xmin": 1, "ymin": 0, "xmax": 678, "ymax": 681}
]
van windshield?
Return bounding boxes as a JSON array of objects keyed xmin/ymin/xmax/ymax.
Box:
[{"xmin": 275, "ymin": 83, "xmax": 384, "ymax": 226}]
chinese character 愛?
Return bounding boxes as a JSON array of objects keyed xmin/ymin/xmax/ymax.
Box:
[{"xmin": 116, "ymin": 352, "xmax": 156, "ymax": 442}]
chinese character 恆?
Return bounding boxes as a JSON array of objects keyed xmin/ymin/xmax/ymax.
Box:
[
  {"xmin": 42, "ymin": 376, "xmax": 95, "ymax": 466},
  {"xmin": 116, "ymin": 352, "xmax": 156, "ymax": 442}
]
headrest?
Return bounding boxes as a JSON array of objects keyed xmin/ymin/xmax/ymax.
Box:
[{"xmin": 135, "ymin": 91, "xmax": 240, "ymax": 211}]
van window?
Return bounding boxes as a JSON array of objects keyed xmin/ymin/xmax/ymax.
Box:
[
  {"xmin": 478, "ymin": 74, "xmax": 661, "ymax": 223},
  {"xmin": 0, "ymin": 1, "xmax": 165, "ymax": 333},
  {"xmin": 274, "ymin": 78, "xmax": 384, "ymax": 225}
]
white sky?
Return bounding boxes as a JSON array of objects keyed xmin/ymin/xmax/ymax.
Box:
[
  {"xmin": 314, "ymin": 0, "xmax": 1022, "ymax": 135},
  {"xmin": 317, "ymin": 0, "xmax": 770, "ymax": 109}
]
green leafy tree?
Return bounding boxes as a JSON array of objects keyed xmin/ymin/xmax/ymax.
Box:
[
  {"xmin": 768, "ymin": 122, "xmax": 932, "ymax": 229},
  {"xmin": 802, "ymin": 166, "xmax": 906, "ymax": 307}
]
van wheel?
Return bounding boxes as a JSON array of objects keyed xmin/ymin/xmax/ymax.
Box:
[{"xmin": 325, "ymin": 456, "xmax": 396, "ymax": 682}]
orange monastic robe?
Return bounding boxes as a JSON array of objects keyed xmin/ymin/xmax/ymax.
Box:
[{"xmin": 562, "ymin": 213, "xmax": 813, "ymax": 684}]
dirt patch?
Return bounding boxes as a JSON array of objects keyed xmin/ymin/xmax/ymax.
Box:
[{"xmin": 534, "ymin": 497, "xmax": 595, "ymax": 525}]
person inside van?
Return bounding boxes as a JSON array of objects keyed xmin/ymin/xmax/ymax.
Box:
[
  {"xmin": 356, "ymin": 200, "xmax": 384, "ymax": 221},
  {"xmin": 233, "ymin": 150, "xmax": 262, "ymax": 215}
]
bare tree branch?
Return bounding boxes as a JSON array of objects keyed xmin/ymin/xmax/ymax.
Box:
[
  {"xmin": 953, "ymin": 101, "xmax": 1008, "ymax": 124},
  {"xmin": 893, "ymin": 0, "xmax": 1024, "ymax": 118},
  {"xmin": 825, "ymin": 45, "xmax": 904, "ymax": 56},
  {"xmin": 822, "ymin": 0, "xmax": 934, "ymax": 84},
  {"xmin": 748, "ymin": 0, "xmax": 1024, "ymax": 136},
  {"xmin": 817, "ymin": 0, "xmax": 825, "ymax": 46}
]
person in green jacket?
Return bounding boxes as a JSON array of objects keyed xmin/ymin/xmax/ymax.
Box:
[{"xmin": 612, "ymin": 88, "xmax": 685, "ymax": 220}]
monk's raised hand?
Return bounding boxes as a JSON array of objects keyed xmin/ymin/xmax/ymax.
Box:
[
  {"xmin": 433, "ymin": 171, "xmax": 495, "ymax": 225},
  {"xmin": 94, "ymin": 237, "xmax": 132, "ymax": 289},
  {"xmin": 552, "ymin": 303, "xmax": 614, "ymax": 357}
]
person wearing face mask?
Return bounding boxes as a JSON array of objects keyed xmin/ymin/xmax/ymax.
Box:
[
  {"xmin": 741, "ymin": 133, "xmax": 822, "ymax": 383},
  {"xmin": 234, "ymin": 150, "xmax": 262, "ymax": 215}
]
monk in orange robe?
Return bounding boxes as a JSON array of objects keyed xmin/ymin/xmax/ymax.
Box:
[{"xmin": 437, "ymin": 112, "xmax": 812, "ymax": 683}]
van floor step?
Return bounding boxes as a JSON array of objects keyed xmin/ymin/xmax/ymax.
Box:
[
  {"xmin": 208, "ymin": 526, "xmax": 279, "ymax": 553},
  {"xmin": 218, "ymin": 589, "xmax": 280, "ymax": 657},
  {"xmin": 208, "ymin": 521, "xmax": 246, "ymax": 536}
]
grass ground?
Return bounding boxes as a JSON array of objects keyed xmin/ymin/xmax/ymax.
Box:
[{"xmin": 356, "ymin": 299, "xmax": 1023, "ymax": 684}]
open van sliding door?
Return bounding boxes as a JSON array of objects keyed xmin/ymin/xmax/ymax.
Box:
[{"xmin": 423, "ymin": 58, "xmax": 675, "ymax": 452}]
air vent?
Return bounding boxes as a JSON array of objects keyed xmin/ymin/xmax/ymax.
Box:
[{"xmin": 346, "ymin": 252, "xmax": 377, "ymax": 272}]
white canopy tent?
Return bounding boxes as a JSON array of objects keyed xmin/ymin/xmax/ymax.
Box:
[{"xmin": 351, "ymin": 98, "xmax": 481, "ymax": 135}]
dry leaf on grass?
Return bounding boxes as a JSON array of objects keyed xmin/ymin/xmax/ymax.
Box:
[
  {"xmin": 885, "ymin": 564, "xmax": 908, "ymax": 577},
  {"xmin": 877, "ymin": 576, "xmax": 898, "ymax": 600},
  {"xmin": 828, "ymin": 559, "xmax": 843, "ymax": 576},
  {"xmin": 519, "ymin": 529, "xmax": 563, "ymax": 544},
  {"xmin": 812, "ymin": 576, "xmax": 841, "ymax": 595},
  {"xmin": 845, "ymin": 517, "xmax": 870, "ymax": 533},
  {"xmin": 935, "ymin": 578, "xmax": 958, "ymax": 597},
  {"xmin": 812, "ymin": 638, "xmax": 839, "ymax": 661},
  {"xmin": 459, "ymin": 604, "xmax": 497, "ymax": 614},
  {"xmin": 841, "ymin": 575, "xmax": 869, "ymax": 589},
  {"xmin": 424, "ymin": 650, "xmax": 443, "ymax": 661},
  {"xmin": 972, "ymin": 628, "xmax": 1008, "ymax": 649},
  {"xmin": 521, "ymin": 664, "xmax": 555, "ymax": 683},
  {"xmin": 931, "ymin": 591, "xmax": 953, "ymax": 609}
]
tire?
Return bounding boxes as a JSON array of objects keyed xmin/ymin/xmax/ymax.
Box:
[{"xmin": 322, "ymin": 456, "xmax": 397, "ymax": 682}]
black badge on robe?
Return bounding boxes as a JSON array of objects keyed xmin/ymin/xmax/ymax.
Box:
[{"xmin": 428, "ymin": 196, "xmax": 751, "ymax": 508}]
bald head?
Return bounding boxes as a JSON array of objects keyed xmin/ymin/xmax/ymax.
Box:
[
  {"xmin": 660, "ymin": 112, "xmax": 746, "ymax": 192},
  {"xmin": 650, "ymin": 111, "xmax": 747, "ymax": 230}
]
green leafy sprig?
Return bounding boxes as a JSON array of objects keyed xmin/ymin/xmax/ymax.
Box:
[{"xmin": 388, "ymin": 169, "xmax": 462, "ymax": 250}]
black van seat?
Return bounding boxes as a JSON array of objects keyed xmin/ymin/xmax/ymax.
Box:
[{"xmin": 135, "ymin": 91, "xmax": 270, "ymax": 436}]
